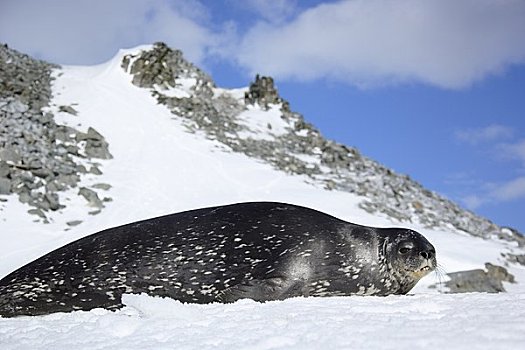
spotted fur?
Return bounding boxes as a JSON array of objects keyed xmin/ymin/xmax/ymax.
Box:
[{"xmin": 0, "ymin": 202, "xmax": 436, "ymax": 317}]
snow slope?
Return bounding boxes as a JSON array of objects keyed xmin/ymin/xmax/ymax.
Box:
[{"xmin": 1, "ymin": 47, "xmax": 524, "ymax": 349}]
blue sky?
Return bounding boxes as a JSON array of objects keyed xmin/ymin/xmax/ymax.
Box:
[{"xmin": 1, "ymin": 0, "xmax": 524, "ymax": 233}]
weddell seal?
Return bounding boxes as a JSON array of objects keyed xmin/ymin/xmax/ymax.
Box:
[{"xmin": 0, "ymin": 202, "xmax": 436, "ymax": 317}]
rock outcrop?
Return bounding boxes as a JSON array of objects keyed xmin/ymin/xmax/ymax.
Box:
[
  {"xmin": 244, "ymin": 75, "xmax": 284, "ymax": 109},
  {"xmin": 440, "ymin": 263, "xmax": 516, "ymax": 293},
  {"xmin": 0, "ymin": 44, "xmax": 111, "ymax": 220}
]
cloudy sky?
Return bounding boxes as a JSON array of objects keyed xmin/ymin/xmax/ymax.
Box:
[{"xmin": 1, "ymin": 0, "xmax": 524, "ymax": 232}]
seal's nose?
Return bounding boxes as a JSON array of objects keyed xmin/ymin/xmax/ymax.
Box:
[{"xmin": 420, "ymin": 250, "xmax": 434, "ymax": 260}]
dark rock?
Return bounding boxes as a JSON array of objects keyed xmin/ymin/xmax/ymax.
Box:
[
  {"xmin": 84, "ymin": 141, "xmax": 112, "ymax": 159},
  {"xmin": 76, "ymin": 127, "xmax": 104, "ymax": 141},
  {"xmin": 58, "ymin": 105, "xmax": 78, "ymax": 115},
  {"xmin": 55, "ymin": 163, "xmax": 76, "ymax": 175},
  {"xmin": 66, "ymin": 220, "xmax": 82, "ymax": 227},
  {"xmin": 18, "ymin": 191, "xmax": 32, "ymax": 204},
  {"xmin": 66, "ymin": 145, "xmax": 80, "ymax": 156},
  {"xmin": 35, "ymin": 197, "xmax": 51, "ymax": 211},
  {"xmin": 27, "ymin": 208, "xmax": 46, "ymax": 219},
  {"xmin": 2, "ymin": 99, "xmax": 28, "ymax": 114},
  {"xmin": 89, "ymin": 166, "xmax": 103, "ymax": 175},
  {"xmin": 485, "ymin": 262, "xmax": 515, "ymax": 283},
  {"xmin": 19, "ymin": 171, "xmax": 34, "ymax": 184},
  {"xmin": 0, "ymin": 147, "xmax": 22, "ymax": 163},
  {"xmin": 56, "ymin": 174, "xmax": 80, "ymax": 187},
  {"xmin": 0, "ymin": 161, "xmax": 10, "ymax": 177},
  {"xmin": 53, "ymin": 125, "xmax": 77, "ymax": 142},
  {"xmin": 45, "ymin": 180, "xmax": 59, "ymax": 192},
  {"xmin": 75, "ymin": 164, "xmax": 87, "ymax": 174},
  {"xmin": 0, "ymin": 178, "xmax": 11, "ymax": 194},
  {"xmin": 78, "ymin": 187, "xmax": 104, "ymax": 208},
  {"xmin": 44, "ymin": 191, "xmax": 61, "ymax": 211},
  {"xmin": 92, "ymin": 183, "xmax": 111, "ymax": 190},
  {"xmin": 443, "ymin": 263, "xmax": 515, "ymax": 293},
  {"xmin": 77, "ymin": 127, "xmax": 112, "ymax": 159}
]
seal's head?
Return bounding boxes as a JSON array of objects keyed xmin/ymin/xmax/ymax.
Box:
[{"xmin": 382, "ymin": 229, "xmax": 437, "ymax": 293}]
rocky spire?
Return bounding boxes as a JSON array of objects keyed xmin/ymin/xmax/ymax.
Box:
[{"xmin": 245, "ymin": 75, "xmax": 280, "ymax": 108}]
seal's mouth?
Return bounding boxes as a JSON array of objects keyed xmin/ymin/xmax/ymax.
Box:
[{"xmin": 409, "ymin": 264, "xmax": 434, "ymax": 279}]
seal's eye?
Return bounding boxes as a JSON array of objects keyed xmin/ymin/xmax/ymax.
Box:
[
  {"xmin": 399, "ymin": 247, "xmax": 411, "ymax": 254},
  {"xmin": 398, "ymin": 242, "xmax": 414, "ymax": 255}
]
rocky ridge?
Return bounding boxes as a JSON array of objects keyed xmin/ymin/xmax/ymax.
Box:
[
  {"xmin": 0, "ymin": 44, "xmax": 111, "ymax": 220},
  {"xmin": 122, "ymin": 43, "xmax": 524, "ymax": 248}
]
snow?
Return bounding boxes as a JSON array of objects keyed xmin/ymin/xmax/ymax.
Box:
[
  {"xmin": 237, "ymin": 104, "xmax": 291, "ymax": 140},
  {"xmin": 1, "ymin": 293, "xmax": 524, "ymax": 350},
  {"xmin": 152, "ymin": 77, "xmax": 197, "ymax": 98},
  {"xmin": 214, "ymin": 86, "xmax": 248, "ymax": 100},
  {"xmin": 1, "ymin": 46, "xmax": 525, "ymax": 349}
]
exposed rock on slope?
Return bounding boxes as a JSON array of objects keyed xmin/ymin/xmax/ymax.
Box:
[
  {"xmin": 245, "ymin": 75, "xmax": 285, "ymax": 108},
  {"xmin": 440, "ymin": 263, "xmax": 516, "ymax": 293},
  {"xmin": 0, "ymin": 44, "xmax": 111, "ymax": 220},
  {"xmin": 122, "ymin": 42, "xmax": 523, "ymax": 246}
]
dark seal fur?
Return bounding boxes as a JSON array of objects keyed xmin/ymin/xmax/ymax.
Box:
[{"xmin": 0, "ymin": 202, "xmax": 436, "ymax": 317}]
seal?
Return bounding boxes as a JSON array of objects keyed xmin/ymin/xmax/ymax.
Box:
[{"xmin": 0, "ymin": 202, "xmax": 436, "ymax": 317}]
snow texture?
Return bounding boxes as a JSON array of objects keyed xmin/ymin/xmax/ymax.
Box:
[
  {"xmin": 1, "ymin": 47, "xmax": 524, "ymax": 349},
  {"xmin": 1, "ymin": 293, "xmax": 524, "ymax": 350},
  {"xmin": 237, "ymin": 104, "xmax": 290, "ymax": 140}
]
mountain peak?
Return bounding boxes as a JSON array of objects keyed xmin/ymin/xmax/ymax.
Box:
[{"xmin": 122, "ymin": 42, "xmax": 214, "ymax": 94}]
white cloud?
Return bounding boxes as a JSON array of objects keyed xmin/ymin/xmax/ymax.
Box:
[
  {"xmin": 240, "ymin": 0, "xmax": 298, "ymax": 23},
  {"xmin": 462, "ymin": 176, "xmax": 525, "ymax": 210},
  {"xmin": 455, "ymin": 125, "xmax": 514, "ymax": 145},
  {"xmin": 492, "ymin": 176, "xmax": 525, "ymax": 202},
  {"xmin": 498, "ymin": 139, "xmax": 525, "ymax": 165},
  {"xmin": 455, "ymin": 128, "xmax": 525, "ymax": 209},
  {"xmin": 0, "ymin": 0, "xmax": 219, "ymax": 65},
  {"xmin": 2, "ymin": 0, "xmax": 525, "ymax": 89},
  {"xmin": 232, "ymin": 0, "xmax": 525, "ymax": 89},
  {"xmin": 462, "ymin": 195, "xmax": 486, "ymax": 210}
]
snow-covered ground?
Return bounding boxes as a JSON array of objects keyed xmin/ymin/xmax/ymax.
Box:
[
  {"xmin": 2, "ymin": 293, "xmax": 524, "ymax": 350},
  {"xmin": 1, "ymin": 47, "xmax": 524, "ymax": 349}
]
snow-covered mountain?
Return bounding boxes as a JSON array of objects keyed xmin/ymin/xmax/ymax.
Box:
[{"xmin": 1, "ymin": 43, "xmax": 524, "ymax": 349}]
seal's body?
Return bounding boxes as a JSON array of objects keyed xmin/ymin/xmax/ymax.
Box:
[{"xmin": 0, "ymin": 202, "xmax": 436, "ymax": 317}]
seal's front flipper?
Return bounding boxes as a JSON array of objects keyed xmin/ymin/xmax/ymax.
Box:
[{"xmin": 217, "ymin": 277, "xmax": 308, "ymax": 303}]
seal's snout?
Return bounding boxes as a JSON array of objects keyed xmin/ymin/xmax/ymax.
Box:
[{"xmin": 417, "ymin": 245, "xmax": 436, "ymax": 273}]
